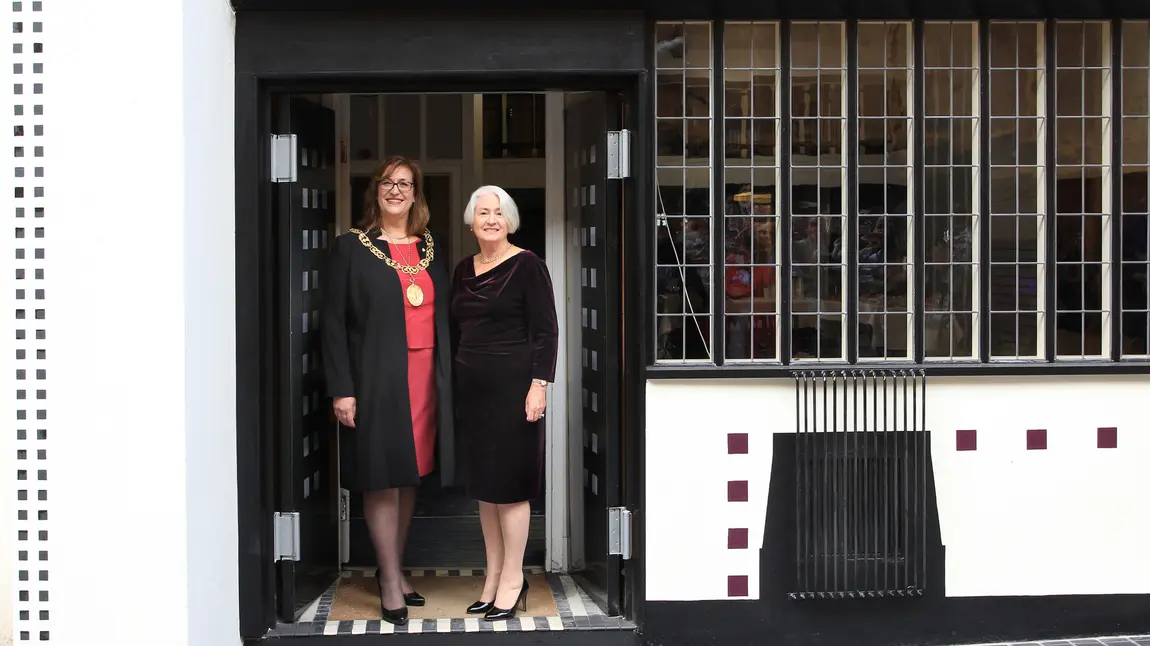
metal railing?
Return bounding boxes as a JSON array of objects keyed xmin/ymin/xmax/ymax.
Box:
[{"xmin": 790, "ymin": 369, "xmax": 928, "ymax": 600}]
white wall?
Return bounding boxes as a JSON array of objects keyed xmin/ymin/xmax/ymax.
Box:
[
  {"xmin": 49, "ymin": 1, "xmax": 238, "ymax": 645},
  {"xmin": 645, "ymin": 375, "xmax": 1150, "ymax": 601}
]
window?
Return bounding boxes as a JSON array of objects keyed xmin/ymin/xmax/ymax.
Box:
[
  {"xmin": 482, "ymin": 93, "xmax": 546, "ymax": 158},
  {"xmin": 652, "ymin": 20, "xmax": 1150, "ymax": 368}
]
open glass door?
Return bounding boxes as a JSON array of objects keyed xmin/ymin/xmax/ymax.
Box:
[
  {"xmin": 273, "ymin": 96, "xmax": 342, "ymax": 621},
  {"xmin": 565, "ymin": 91, "xmax": 626, "ymax": 616}
]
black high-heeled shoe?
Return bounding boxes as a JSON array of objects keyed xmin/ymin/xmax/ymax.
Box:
[
  {"xmin": 374, "ymin": 572, "xmax": 410, "ymax": 626},
  {"xmin": 483, "ymin": 578, "xmax": 529, "ymax": 622},
  {"xmin": 379, "ymin": 602, "xmax": 409, "ymax": 627},
  {"xmin": 376, "ymin": 568, "xmax": 425, "ymax": 607},
  {"xmin": 465, "ymin": 600, "xmax": 494, "ymax": 615}
]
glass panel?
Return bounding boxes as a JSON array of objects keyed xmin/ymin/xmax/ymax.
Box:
[
  {"xmin": 988, "ymin": 22, "xmax": 1045, "ymax": 359},
  {"xmin": 1121, "ymin": 21, "xmax": 1150, "ymax": 357},
  {"xmin": 924, "ymin": 22, "xmax": 979, "ymax": 360},
  {"xmin": 656, "ymin": 21, "xmax": 713, "ymax": 362},
  {"xmin": 348, "ymin": 95, "xmax": 379, "ymax": 161},
  {"xmin": 857, "ymin": 21, "xmax": 913, "ymax": 360},
  {"xmin": 1054, "ymin": 22, "xmax": 1111, "ymax": 359},
  {"xmin": 724, "ymin": 22, "xmax": 780, "ymax": 361},
  {"xmin": 791, "ymin": 21, "xmax": 846, "ymax": 360}
]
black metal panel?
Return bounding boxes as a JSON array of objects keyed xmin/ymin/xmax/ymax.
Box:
[
  {"xmin": 236, "ymin": 11, "xmax": 647, "ymax": 78},
  {"xmin": 275, "ymin": 96, "xmax": 341, "ymax": 621},
  {"xmin": 792, "ymin": 370, "xmax": 928, "ymax": 599},
  {"xmin": 566, "ymin": 91, "xmax": 625, "ymax": 615}
]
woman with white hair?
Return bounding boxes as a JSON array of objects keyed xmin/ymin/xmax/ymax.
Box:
[{"xmin": 451, "ymin": 185, "xmax": 559, "ymax": 621}]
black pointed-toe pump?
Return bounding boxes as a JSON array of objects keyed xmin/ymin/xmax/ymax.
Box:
[
  {"xmin": 483, "ymin": 578, "xmax": 530, "ymax": 622},
  {"xmin": 376, "ymin": 568, "xmax": 425, "ymax": 607},
  {"xmin": 466, "ymin": 599, "xmax": 494, "ymax": 614}
]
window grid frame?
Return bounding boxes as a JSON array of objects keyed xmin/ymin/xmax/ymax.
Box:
[
  {"xmin": 1119, "ymin": 20, "xmax": 1150, "ymax": 360},
  {"xmin": 1051, "ymin": 20, "xmax": 1115, "ymax": 361},
  {"xmin": 651, "ymin": 18, "xmax": 1149, "ymax": 369}
]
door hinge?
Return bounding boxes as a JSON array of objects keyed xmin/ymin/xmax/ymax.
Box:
[
  {"xmin": 273, "ymin": 511, "xmax": 301, "ymax": 562},
  {"xmin": 608, "ymin": 507, "xmax": 633, "ymax": 560},
  {"xmin": 270, "ymin": 134, "xmax": 298, "ymax": 183},
  {"xmin": 606, "ymin": 130, "xmax": 631, "ymax": 180}
]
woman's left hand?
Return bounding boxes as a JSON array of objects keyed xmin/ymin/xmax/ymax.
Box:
[{"xmin": 526, "ymin": 382, "xmax": 547, "ymax": 422}]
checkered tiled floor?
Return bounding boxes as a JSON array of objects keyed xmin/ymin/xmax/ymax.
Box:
[
  {"xmin": 273, "ymin": 567, "xmax": 635, "ymax": 636},
  {"xmin": 961, "ymin": 637, "xmax": 1150, "ymax": 646}
]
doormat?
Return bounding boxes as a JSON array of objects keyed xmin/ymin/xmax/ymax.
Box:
[{"xmin": 328, "ymin": 570, "xmax": 559, "ymax": 621}]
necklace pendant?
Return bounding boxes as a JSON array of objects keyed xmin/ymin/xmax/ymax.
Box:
[{"xmin": 406, "ymin": 282, "xmax": 425, "ymax": 307}]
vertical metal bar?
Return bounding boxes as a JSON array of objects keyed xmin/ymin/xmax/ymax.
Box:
[
  {"xmin": 831, "ymin": 372, "xmax": 840, "ymax": 594},
  {"xmin": 820, "ymin": 372, "xmax": 829, "ymax": 594},
  {"xmin": 911, "ymin": 370, "xmax": 919, "ymax": 591},
  {"xmin": 781, "ymin": 21, "xmax": 794, "ymax": 365},
  {"xmin": 869, "ymin": 372, "xmax": 878, "ymax": 593},
  {"xmin": 979, "ymin": 20, "xmax": 992, "ymax": 363},
  {"xmin": 901, "ymin": 371, "xmax": 910, "ymax": 592},
  {"xmin": 914, "ymin": 20, "xmax": 927, "ymax": 364},
  {"xmin": 795, "ymin": 372, "xmax": 803, "ymax": 593},
  {"xmin": 920, "ymin": 371, "xmax": 928, "ymax": 590},
  {"xmin": 1045, "ymin": 19, "xmax": 1058, "ymax": 362},
  {"xmin": 850, "ymin": 370, "xmax": 858, "ymax": 595},
  {"xmin": 882, "ymin": 371, "xmax": 890, "ymax": 592},
  {"xmin": 1111, "ymin": 20, "xmax": 1123, "ymax": 362},
  {"xmin": 714, "ymin": 22, "xmax": 727, "ymax": 365},
  {"xmin": 846, "ymin": 21, "xmax": 860, "ymax": 364}
]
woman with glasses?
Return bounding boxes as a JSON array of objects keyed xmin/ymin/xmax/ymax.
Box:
[{"xmin": 322, "ymin": 156, "xmax": 455, "ymax": 627}]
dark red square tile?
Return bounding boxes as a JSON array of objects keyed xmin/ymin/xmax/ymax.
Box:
[
  {"xmin": 728, "ymin": 480, "xmax": 749, "ymax": 502},
  {"xmin": 728, "ymin": 575, "xmax": 749, "ymax": 597},
  {"xmin": 956, "ymin": 429, "xmax": 977, "ymax": 451},
  {"xmin": 727, "ymin": 432, "xmax": 749, "ymax": 455},
  {"xmin": 1026, "ymin": 428, "xmax": 1047, "ymax": 450},
  {"xmin": 1098, "ymin": 427, "xmax": 1117, "ymax": 449},
  {"xmin": 728, "ymin": 528, "xmax": 749, "ymax": 549}
]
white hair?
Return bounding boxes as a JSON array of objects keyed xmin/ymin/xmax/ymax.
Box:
[{"xmin": 464, "ymin": 185, "xmax": 521, "ymax": 234}]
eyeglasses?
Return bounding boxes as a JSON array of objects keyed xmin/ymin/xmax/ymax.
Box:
[{"xmin": 379, "ymin": 179, "xmax": 414, "ymax": 193}]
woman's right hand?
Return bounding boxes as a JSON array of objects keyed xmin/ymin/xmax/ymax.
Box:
[{"xmin": 333, "ymin": 396, "xmax": 357, "ymax": 428}]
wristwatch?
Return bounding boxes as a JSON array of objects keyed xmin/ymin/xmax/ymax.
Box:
[{"xmin": 532, "ymin": 378, "xmax": 549, "ymax": 387}]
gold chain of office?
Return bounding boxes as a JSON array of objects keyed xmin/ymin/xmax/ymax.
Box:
[{"xmin": 350, "ymin": 228, "xmax": 435, "ymax": 306}]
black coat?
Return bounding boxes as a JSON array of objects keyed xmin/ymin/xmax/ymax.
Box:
[{"xmin": 321, "ymin": 230, "xmax": 455, "ymax": 491}]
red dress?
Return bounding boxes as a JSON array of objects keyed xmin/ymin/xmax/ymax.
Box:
[{"xmin": 385, "ymin": 241, "xmax": 437, "ymax": 477}]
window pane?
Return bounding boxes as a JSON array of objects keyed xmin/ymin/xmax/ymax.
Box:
[
  {"xmin": 988, "ymin": 22, "xmax": 1045, "ymax": 359},
  {"xmin": 656, "ymin": 22, "xmax": 713, "ymax": 362},
  {"xmin": 791, "ymin": 21, "xmax": 846, "ymax": 361},
  {"xmin": 1122, "ymin": 21, "xmax": 1150, "ymax": 357},
  {"xmin": 924, "ymin": 22, "xmax": 979, "ymax": 360},
  {"xmin": 1054, "ymin": 22, "xmax": 1111, "ymax": 359},
  {"xmin": 724, "ymin": 22, "xmax": 780, "ymax": 361},
  {"xmin": 858, "ymin": 21, "xmax": 913, "ymax": 360}
]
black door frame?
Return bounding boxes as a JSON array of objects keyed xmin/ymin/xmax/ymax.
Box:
[{"xmin": 234, "ymin": 13, "xmax": 654, "ymax": 639}]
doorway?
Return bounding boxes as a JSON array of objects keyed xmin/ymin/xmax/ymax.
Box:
[{"xmin": 262, "ymin": 87, "xmax": 632, "ymax": 636}]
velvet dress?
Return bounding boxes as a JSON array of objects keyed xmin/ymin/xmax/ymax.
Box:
[
  {"xmin": 451, "ymin": 251, "xmax": 559, "ymax": 504},
  {"xmin": 322, "ymin": 230, "xmax": 455, "ymax": 492}
]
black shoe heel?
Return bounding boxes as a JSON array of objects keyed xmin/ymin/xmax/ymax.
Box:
[
  {"xmin": 483, "ymin": 578, "xmax": 530, "ymax": 621},
  {"xmin": 466, "ymin": 600, "xmax": 494, "ymax": 614}
]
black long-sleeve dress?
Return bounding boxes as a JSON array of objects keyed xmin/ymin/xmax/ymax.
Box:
[
  {"xmin": 322, "ymin": 230, "xmax": 456, "ymax": 491},
  {"xmin": 451, "ymin": 250, "xmax": 559, "ymax": 504}
]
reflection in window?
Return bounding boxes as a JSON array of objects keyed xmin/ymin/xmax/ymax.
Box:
[
  {"xmin": 482, "ymin": 93, "xmax": 546, "ymax": 159},
  {"xmin": 1054, "ymin": 22, "xmax": 1112, "ymax": 358},
  {"xmin": 724, "ymin": 22, "xmax": 780, "ymax": 361},
  {"xmin": 924, "ymin": 22, "xmax": 979, "ymax": 360},
  {"xmin": 989, "ymin": 22, "xmax": 1045, "ymax": 359},
  {"xmin": 656, "ymin": 21, "xmax": 713, "ymax": 362},
  {"xmin": 791, "ymin": 21, "xmax": 846, "ymax": 360},
  {"xmin": 1122, "ymin": 22, "xmax": 1150, "ymax": 357},
  {"xmin": 857, "ymin": 22, "xmax": 913, "ymax": 360}
]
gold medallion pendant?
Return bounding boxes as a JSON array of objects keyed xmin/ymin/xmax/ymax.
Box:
[{"xmin": 406, "ymin": 282, "xmax": 425, "ymax": 307}]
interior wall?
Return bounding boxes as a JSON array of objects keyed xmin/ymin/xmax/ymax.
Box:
[{"xmin": 48, "ymin": 1, "xmax": 240, "ymax": 646}]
